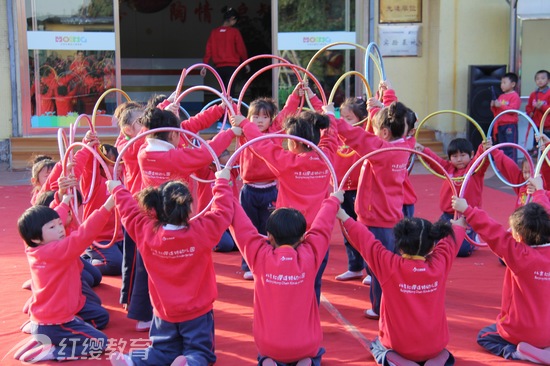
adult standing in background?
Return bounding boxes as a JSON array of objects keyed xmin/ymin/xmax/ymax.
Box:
[{"xmin": 201, "ymin": 6, "xmax": 250, "ymax": 97}]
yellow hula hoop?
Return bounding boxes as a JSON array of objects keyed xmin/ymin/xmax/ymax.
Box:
[
  {"xmin": 541, "ymin": 107, "xmax": 550, "ymax": 167},
  {"xmin": 91, "ymin": 88, "xmax": 132, "ymax": 164},
  {"xmin": 91, "ymin": 88, "xmax": 132, "ymax": 129},
  {"xmin": 415, "ymin": 110, "xmax": 487, "ymax": 180},
  {"xmin": 329, "ymin": 71, "xmax": 373, "ymax": 103},
  {"xmin": 534, "ymin": 142, "xmax": 550, "ymax": 177}
]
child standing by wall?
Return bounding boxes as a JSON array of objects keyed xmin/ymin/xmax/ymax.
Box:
[
  {"xmin": 452, "ymin": 180, "xmax": 550, "ymax": 364},
  {"xmin": 107, "ymin": 168, "xmax": 234, "ymax": 366},
  {"xmin": 416, "ymin": 138, "xmax": 489, "ymax": 257},
  {"xmin": 229, "ymin": 191, "xmax": 343, "ymax": 366},
  {"xmin": 490, "ymin": 72, "xmax": 521, "ymax": 162},
  {"xmin": 526, "ymin": 70, "xmax": 550, "ymax": 136},
  {"xmin": 337, "ymin": 209, "xmax": 465, "ymax": 366},
  {"xmin": 14, "ymin": 194, "xmax": 115, "ymax": 363}
]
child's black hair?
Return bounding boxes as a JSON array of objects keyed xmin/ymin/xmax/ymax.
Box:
[
  {"xmin": 141, "ymin": 108, "xmax": 180, "ymax": 141},
  {"xmin": 373, "ymin": 101, "xmax": 407, "ymax": 139},
  {"xmin": 535, "ymin": 70, "xmax": 550, "ymax": 80},
  {"xmin": 34, "ymin": 191, "xmax": 56, "ymax": 207},
  {"xmin": 222, "ymin": 6, "xmax": 239, "ymax": 21},
  {"xmin": 18, "ymin": 205, "xmax": 60, "ymax": 247},
  {"xmin": 137, "ymin": 180, "xmax": 193, "ymax": 228},
  {"xmin": 446, "ymin": 138, "xmax": 474, "ymax": 158},
  {"xmin": 503, "ymin": 72, "xmax": 518, "ymax": 84},
  {"xmin": 284, "ymin": 110, "xmax": 330, "ymax": 148},
  {"xmin": 31, "ymin": 159, "xmax": 56, "ymax": 188},
  {"xmin": 247, "ymin": 98, "xmax": 278, "ymax": 120},
  {"xmin": 266, "ymin": 208, "xmax": 307, "ymax": 247},
  {"xmin": 394, "ymin": 217, "xmax": 455, "ymax": 257},
  {"xmin": 509, "ymin": 203, "xmax": 550, "ymax": 246},
  {"xmin": 340, "ymin": 97, "xmax": 368, "ymax": 121},
  {"xmin": 405, "ymin": 108, "xmax": 417, "ymax": 135}
]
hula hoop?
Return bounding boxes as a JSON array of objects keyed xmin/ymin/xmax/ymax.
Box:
[
  {"xmin": 224, "ymin": 133, "xmax": 338, "ymax": 195},
  {"xmin": 113, "ymin": 127, "xmax": 221, "ymax": 221},
  {"xmin": 174, "ymin": 68, "xmax": 187, "ymax": 101},
  {"xmin": 459, "ymin": 143, "xmax": 535, "ymax": 247},
  {"xmin": 179, "ymin": 105, "xmax": 191, "ymax": 119},
  {"xmin": 415, "ymin": 110, "xmax": 487, "ymax": 180},
  {"xmin": 337, "ymin": 146, "xmax": 458, "ymax": 248},
  {"xmin": 329, "ymin": 71, "xmax": 373, "ymax": 104},
  {"xmin": 186, "ymin": 63, "xmax": 226, "ymax": 97},
  {"xmin": 364, "ymin": 42, "xmax": 386, "ymax": 87},
  {"xmin": 201, "ymin": 97, "xmax": 249, "ymax": 113},
  {"xmin": 487, "ymin": 110, "xmax": 540, "ymax": 187},
  {"xmin": 534, "ymin": 142, "xmax": 550, "ymax": 177},
  {"xmin": 62, "ymin": 142, "xmax": 120, "ymax": 249},
  {"xmin": 175, "ymin": 85, "xmax": 236, "ymax": 116},
  {"xmin": 91, "ymin": 88, "xmax": 132, "ymax": 129},
  {"xmin": 227, "ymin": 54, "xmax": 294, "ymax": 102},
  {"xmin": 237, "ymin": 63, "xmax": 326, "ymax": 113},
  {"xmin": 539, "ymin": 107, "xmax": 550, "ymax": 135}
]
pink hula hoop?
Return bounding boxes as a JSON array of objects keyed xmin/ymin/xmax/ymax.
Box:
[
  {"xmin": 113, "ymin": 127, "xmax": 222, "ymax": 221},
  {"xmin": 236, "ymin": 62, "xmax": 327, "ymax": 114},
  {"xmin": 338, "ymin": 147, "xmax": 459, "ymax": 248},
  {"xmin": 227, "ymin": 54, "xmax": 293, "ymax": 101},
  {"xmin": 184, "ymin": 63, "xmax": 226, "ymax": 97},
  {"xmin": 459, "ymin": 143, "xmax": 534, "ymax": 247},
  {"xmin": 225, "ymin": 133, "xmax": 338, "ymax": 193},
  {"xmin": 62, "ymin": 142, "xmax": 120, "ymax": 249}
]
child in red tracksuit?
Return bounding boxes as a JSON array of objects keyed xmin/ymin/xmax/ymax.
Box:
[
  {"xmin": 452, "ymin": 178, "xmax": 550, "ymax": 365},
  {"xmin": 526, "ymin": 70, "xmax": 550, "ymax": 134},
  {"xmin": 416, "ymin": 138, "xmax": 490, "ymax": 257},
  {"xmin": 332, "ymin": 101, "xmax": 412, "ymax": 319},
  {"xmin": 107, "ymin": 168, "xmax": 234, "ymax": 366},
  {"xmin": 138, "ymin": 108, "xmax": 239, "ymax": 188},
  {"xmin": 338, "ymin": 208, "xmax": 465, "ymax": 366},
  {"xmin": 229, "ymin": 191, "xmax": 343, "ymax": 366},
  {"xmin": 14, "ymin": 194, "xmax": 115, "ymax": 363},
  {"xmin": 490, "ymin": 72, "xmax": 521, "ymax": 161},
  {"xmin": 237, "ymin": 82, "xmax": 322, "ymax": 280},
  {"xmin": 231, "ymin": 109, "xmax": 337, "ymax": 304}
]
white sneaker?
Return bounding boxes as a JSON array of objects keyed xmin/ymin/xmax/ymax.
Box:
[
  {"xmin": 335, "ymin": 270, "xmax": 363, "ymax": 281},
  {"xmin": 135, "ymin": 320, "xmax": 151, "ymax": 332},
  {"xmin": 243, "ymin": 271, "xmax": 254, "ymax": 280},
  {"xmin": 516, "ymin": 342, "xmax": 550, "ymax": 364},
  {"xmin": 362, "ymin": 275, "xmax": 372, "ymax": 285}
]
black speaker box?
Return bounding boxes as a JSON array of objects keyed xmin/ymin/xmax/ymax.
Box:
[{"xmin": 467, "ymin": 65, "xmax": 507, "ymax": 149}]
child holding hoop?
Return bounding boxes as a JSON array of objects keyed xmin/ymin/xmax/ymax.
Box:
[
  {"xmin": 14, "ymin": 193, "xmax": 115, "ymax": 363},
  {"xmin": 229, "ymin": 191, "xmax": 344, "ymax": 366},
  {"xmin": 231, "ymin": 108, "xmax": 337, "ymax": 303},
  {"xmin": 337, "ymin": 208, "xmax": 465, "ymax": 366},
  {"xmin": 333, "ymin": 97, "xmax": 371, "ymax": 284},
  {"xmin": 452, "ymin": 178, "xmax": 550, "ymax": 365},
  {"xmin": 332, "ymin": 101, "xmax": 412, "ymax": 320},
  {"xmin": 107, "ymin": 168, "xmax": 234, "ymax": 366},
  {"xmin": 416, "ymin": 138, "xmax": 490, "ymax": 257},
  {"xmin": 237, "ymin": 82, "xmax": 323, "ymax": 280}
]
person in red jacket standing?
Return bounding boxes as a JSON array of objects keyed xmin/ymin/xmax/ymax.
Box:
[{"xmin": 201, "ymin": 6, "xmax": 249, "ymax": 96}]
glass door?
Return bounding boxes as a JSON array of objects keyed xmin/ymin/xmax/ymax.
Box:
[{"xmin": 22, "ymin": 0, "xmax": 119, "ymax": 134}]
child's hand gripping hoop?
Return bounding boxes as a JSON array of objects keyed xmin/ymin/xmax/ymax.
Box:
[
  {"xmin": 113, "ymin": 127, "xmax": 222, "ymax": 220},
  {"xmin": 487, "ymin": 110, "xmax": 540, "ymax": 185},
  {"xmin": 337, "ymin": 147, "xmax": 457, "ymax": 248},
  {"xmin": 238, "ymin": 62, "xmax": 326, "ymax": 115},
  {"xmin": 414, "ymin": 110, "xmax": 487, "ymax": 180},
  {"xmin": 225, "ymin": 133, "xmax": 338, "ymax": 238},
  {"xmin": 458, "ymin": 143, "xmax": 535, "ymax": 247},
  {"xmin": 62, "ymin": 141, "xmax": 120, "ymax": 249}
]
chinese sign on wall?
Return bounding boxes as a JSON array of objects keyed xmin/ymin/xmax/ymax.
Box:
[
  {"xmin": 379, "ymin": 0, "xmax": 422, "ymax": 23},
  {"xmin": 378, "ymin": 25, "xmax": 421, "ymax": 57}
]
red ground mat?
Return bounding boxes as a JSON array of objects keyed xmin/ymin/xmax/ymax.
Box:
[{"xmin": 0, "ymin": 175, "xmax": 530, "ymax": 365}]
